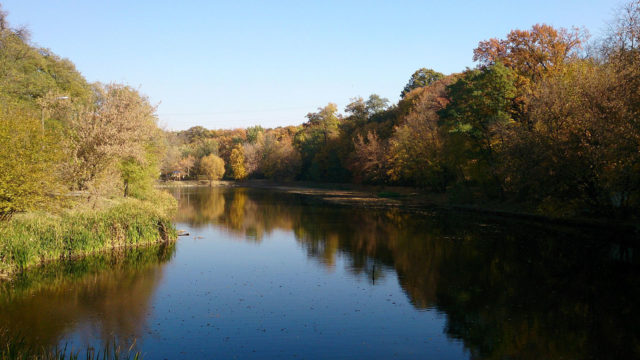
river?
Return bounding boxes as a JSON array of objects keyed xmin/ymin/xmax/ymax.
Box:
[{"xmin": 1, "ymin": 186, "xmax": 638, "ymax": 359}]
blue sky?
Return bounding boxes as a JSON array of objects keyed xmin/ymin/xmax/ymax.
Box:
[{"xmin": 2, "ymin": 0, "xmax": 622, "ymax": 130}]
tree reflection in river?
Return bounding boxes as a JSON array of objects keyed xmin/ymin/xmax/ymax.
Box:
[
  {"xmin": 172, "ymin": 186, "xmax": 639, "ymax": 359},
  {"xmin": 0, "ymin": 242, "xmax": 176, "ymax": 350}
]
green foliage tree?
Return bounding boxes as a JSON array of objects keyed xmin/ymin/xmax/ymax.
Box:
[
  {"xmin": 119, "ymin": 135, "xmax": 163, "ymax": 199},
  {"xmin": 246, "ymin": 125, "xmax": 264, "ymax": 144},
  {"xmin": 295, "ymin": 103, "xmax": 343, "ymax": 180},
  {"xmin": 439, "ymin": 63, "xmax": 517, "ymax": 197},
  {"xmin": 365, "ymin": 94, "xmax": 389, "ymax": 115},
  {"xmin": 0, "ymin": 9, "xmax": 91, "ymax": 104},
  {"xmin": 401, "ymin": 68, "xmax": 445, "ymax": 98}
]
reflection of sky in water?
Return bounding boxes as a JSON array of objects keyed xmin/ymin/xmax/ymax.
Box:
[
  {"xmin": 1, "ymin": 186, "xmax": 638, "ymax": 359},
  {"xmin": 136, "ymin": 225, "xmax": 464, "ymax": 359}
]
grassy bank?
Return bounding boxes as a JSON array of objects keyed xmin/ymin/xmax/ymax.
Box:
[{"xmin": 0, "ymin": 191, "xmax": 177, "ymax": 278}]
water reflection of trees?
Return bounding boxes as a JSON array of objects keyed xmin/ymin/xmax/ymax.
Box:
[
  {"xmin": 173, "ymin": 187, "xmax": 640, "ymax": 359},
  {"xmin": 0, "ymin": 242, "xmax": 176, "ymax": 350}
]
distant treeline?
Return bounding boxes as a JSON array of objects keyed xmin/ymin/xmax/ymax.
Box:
[{"xmin": 163, "ymin": 1, "xmax": 640, "ymax": 218}]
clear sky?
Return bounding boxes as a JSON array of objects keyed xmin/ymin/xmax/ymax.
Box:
[{"xmin": 2, "ymin": 0, "xmax": 623, "ymax": 130}]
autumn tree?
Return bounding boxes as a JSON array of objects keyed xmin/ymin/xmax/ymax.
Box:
[
  {"xmin": 487, "ymin": 2, "xmax": 640, "ymax": 215},
  {"xmin": 229, "ymin": 145, "xmax": 247, "ymax": 180},
  {"xmin": 200, "ymin": 154, "xmax": 225, "ymax": 185},
  {"xmin": 388, "ymin": 78, "xmax": 454, "ymax": 190},
  {"xmin": 304, "ymin": 103, "xmax": 341, "ymax": 140},
  {"xmin": 0, "ymin": 104, "xmax": 62, "ymax": 219},
  {"xmin": 604, "ymin": 1, "xmax": 640, "ymax": 131},
  {"xmin": 178, "ymin": 155, "xmax": 196, "ymax": 178},
  {"xmin": 473, "ymin": 24, "xmax": 585, "ymax": 81},
  {"xmin": 0, "ymin": 9, "xmax": 91, "ymax": 104},
  {"xmin": 243, "ymin": 141, "xmax": 262, "ymax": 177},
  {"xmin": 261, "ymin": 134, "xmax": 302, "ymax": 180},
  {"xmin": 66, "ymin": 83, "xmax": 159, "ymax": 196},
  {"xmin": 350, "ymin": 132, "xmax": 387, "ymax": 183}
]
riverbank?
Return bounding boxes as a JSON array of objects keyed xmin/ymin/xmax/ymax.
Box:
[
  {"xmin": 0, "ymin": 191, "xmax": 177, "ymax": 279},
  {"xmin": 160, "ymin": 180, "xmax": 639, "ymax": 234}
]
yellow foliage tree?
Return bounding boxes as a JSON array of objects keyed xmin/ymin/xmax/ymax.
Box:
[
  {"xmin": 229, "ymin": 146, "xmax": 247, "ymax": 180},
  {"xmin": 200, "ymin": 154, "xmax": 225, "ymax": 185},
  {"xmin": 0, "ymin": 104, "xmax": 63, "ymax": 219}
]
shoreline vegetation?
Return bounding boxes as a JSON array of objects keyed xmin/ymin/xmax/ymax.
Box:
[
  {"xmin": 0, "ymin": 6, "xmax": 177, "ymax": 282},
  {"xmin": 0, "ymin": 192, "xmax": 177, "ymax": 279}
]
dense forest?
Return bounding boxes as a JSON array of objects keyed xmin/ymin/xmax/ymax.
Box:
[{"xmin": 163, "ymin": 1, "xmax": 640, "ymax": 218}]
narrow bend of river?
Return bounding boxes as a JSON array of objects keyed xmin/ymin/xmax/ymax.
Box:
[{"xmin": 1, "ymin": 187, "xmax": 638, "ymax": 359}]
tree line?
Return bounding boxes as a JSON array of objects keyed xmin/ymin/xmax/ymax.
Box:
[
  {"xmin": 0, "ymin": 5, "xmax": 166, "ymax": 220},
  {"xmin": 162, "ymin": 1, "xmax": 640, "ymax": 218}
]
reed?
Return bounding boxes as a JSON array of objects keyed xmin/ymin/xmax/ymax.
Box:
[
  {"xmin": 0, "ymin": 192, "xmax": 177, "ymax": 278},
  {"xmin": 0, "ymin": 331, "xmax": 142, "ymax": 360}
]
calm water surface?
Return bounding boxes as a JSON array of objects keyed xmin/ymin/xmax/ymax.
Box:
[{"xmin": 1, "ymin": 187, "xmax": 639, "ymax": 359}]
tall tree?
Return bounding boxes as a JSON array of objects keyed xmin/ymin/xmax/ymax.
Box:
[
  {"xmin": 473, "ymin": 24, "xmax": 585, "ymax": 80},
  {"xmin": 388, "ymin": 78, "xmax": 454, "ymax": 190},
  {"xmin": 400, "ymin": 68, "xmax": 444, "ymax": 98},
  {"xmin": 295, "ymin": 103, "xmax": 342, "ymax": 180},
  {"xmin": 439, "ymin": 63, "xmax": 518, "ymax": 196},
  {"xmin": 0, "ymin": 105, "xmax": 62, "ymax": 219},
  {"xmin": 66, "ymin": 83, "xmax": 159, "ymax": 195},
  {"xmin": 365, "ymin": 94, "xmax": 390, "ymax": 115},
  {"xmin": 200, "ymin": 154, "xmax": 225, "ymax": 185},
  {"xmin": 229, "ymin": 145, "xmax": 247, "ymax": 180},
  {"xmin": 350, "ymin": 131, "xmax": 387, "ymax": 183}
]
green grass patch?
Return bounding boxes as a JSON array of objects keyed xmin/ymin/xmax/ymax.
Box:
[{"xmin": 0, "ymin": 191, "xmax": 177, "ymax": 278}]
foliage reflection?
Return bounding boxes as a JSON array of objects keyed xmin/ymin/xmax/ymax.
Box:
[
  {"xmin": 0, "ymin": 242, "xmax": 176, "ymax": 350},
  {"xmin": 173, "ymin": 187, "xmax": 640, "ymax": 359}
]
